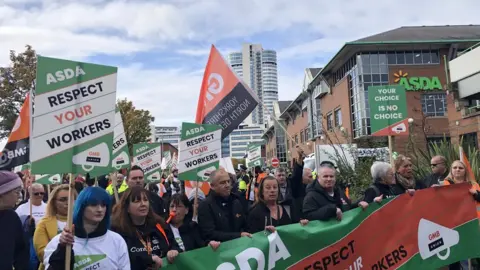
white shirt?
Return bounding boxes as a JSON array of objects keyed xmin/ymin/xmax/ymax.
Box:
[
  {"xmin": 15, "ymin": 200, "xmax": 47, "ymax": 225},
  {"xmin": 44, "ymin": 230, "xmax": 130, "ymax": 270},
  {"xmin": 169, "ymin": 225, "xmax": 185, "ymax": 251},
  {"xmin": 56, "ymin": 220, "xmax": 67, "ymax": 234}
]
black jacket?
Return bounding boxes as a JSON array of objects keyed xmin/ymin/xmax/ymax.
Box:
[
  {"xmin": 112, "ymin": 223, "xmax": 181, "ymax": 270},
  {"xmin": 113, "ymin": 189, "xmax": 167, "ymax": 218},
  {"xmin": 280, "ymin": 162, "xmax": 306, "ymax": 221},
  {"xmin": 0, "ymin": 209, "xmax": 29, "ymax": 270},
  {"xmin": 423, "ymin": 171, "xmax": 449, "ymax": 188},
  {"xmin": 363, "ymin": 182, "xmax": 400, "ymax": 203},
  {"xmin": 171, "ymin": 219, "xmax": 208, "ymax": 251},
  {"xmin": 394, "ymin": 174, "xmax": 426, "ymax": 193},
  {"xmin": 247, "ymin": 203, "xmax": 293, "ymax": 233},
  {"xmin": 302, "ymin": 180, "xmax": 357, "ymax": 221},
  {"xmin": 197, "ymin": 191, "xmax": 247, "ymax": 242}
]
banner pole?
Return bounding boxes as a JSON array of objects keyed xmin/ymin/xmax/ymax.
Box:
[
  {"xmin": 65, "ymin": 173, "xmax": 74, "ymax": 270},
  {"xmin": 388, "ymin": 135, "xmax": 394, "ymax": 165}
]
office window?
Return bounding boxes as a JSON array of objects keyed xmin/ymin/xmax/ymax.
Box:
[
  {"xmin": 334, "ymin": 109, "xmax": 342, "ymax": 127},
  {"xmin": 326, "ymin": 113, "xmax": 333, "ymax": 130},
  {"xmin": 421, "ymin": 94, "xmax": 447, "ymax": 117}
]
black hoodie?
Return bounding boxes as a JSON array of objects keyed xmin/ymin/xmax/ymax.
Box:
[
  {"xmin": 113, "ymin": 223, "xmax": 181, "ymax": 270},
  {"xmin": 302, "ymin": 180, "xmax": 357, "ymax": 221},
  {"xmin": 0, "ymin": 209, "xmax": 29, "ymax": 270}
]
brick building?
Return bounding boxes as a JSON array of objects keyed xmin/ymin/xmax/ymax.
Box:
[
  {"xmin": 448, "ymin": 42, "xmax": 480, "ymax": 150},
  {"xmin": 305, "ymin": 25, "xmax": 480, "ymax": 154}
]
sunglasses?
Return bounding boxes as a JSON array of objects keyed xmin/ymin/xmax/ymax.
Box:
[{"xmin": 33, "ymin": 192, "xmax": 45, "ymax": 196}]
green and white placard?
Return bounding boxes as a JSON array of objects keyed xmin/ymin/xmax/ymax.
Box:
[
  {"xmin": 133, "ymin": 143, "xmax": 161, "ymax": 182},
  {"xmin": 35, "ymin": 174, "xmax": 62, "ymax": 185},
  {"xmin": 111, "ymin": 106, "xmax": 130, "ymax": 170},
  {"xmin": 247, "ymin": 143, "xmax": 263, "ymax": 168},
  {"xmin": 31, "ymin": 56, "xmax": 117, "ymax": 174},
  {"xmin": 178, "ymin": 122, "xmax": 222, "ymax": 181}
]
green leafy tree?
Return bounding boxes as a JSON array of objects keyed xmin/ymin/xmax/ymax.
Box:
[
  {"xmin": 0, "ymin": 45, "xmax": 36, "ymax": 139},
  {"xmin": 117, "ymin": 98, "xmax": 155, "ymax": 155}
]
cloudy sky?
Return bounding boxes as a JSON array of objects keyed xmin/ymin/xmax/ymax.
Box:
[{"xmin": 1, "ymin": 0, "xmax": 479, "ymax": 129}]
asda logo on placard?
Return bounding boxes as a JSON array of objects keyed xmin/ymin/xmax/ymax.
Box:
[
  {"xmin": 73, "ymin": 254, "xmax": 106, "ymax": 270},
  {"xmin": 394, "ymin": 70, "xmax": 442, "ymax": 91}
]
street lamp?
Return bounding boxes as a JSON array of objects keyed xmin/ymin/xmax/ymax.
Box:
[{"xmin": 408, "ymin": 118, "xmax": 414, "ymax": 124}]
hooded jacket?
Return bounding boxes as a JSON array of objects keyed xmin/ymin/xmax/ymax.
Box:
[
  {"xmin": 302, "ymin": 180, "xmax": 357, "ymax": 221},
  {"xmin": 44, "ymin": 220, "xmax": 130, "ymax": 270}
]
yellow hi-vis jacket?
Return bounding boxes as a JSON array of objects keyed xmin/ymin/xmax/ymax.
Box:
[{"xmin": 106, "ymin": 181, "xmax": 128, "ymax": 195}]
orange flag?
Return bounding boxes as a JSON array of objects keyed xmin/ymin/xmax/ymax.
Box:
[
  {"xmin": 0, "ymin": 94, "xmax": 30, "ymax": 170},
  {"xmin": 459, "ymin": 146, "xmax": 476, "ymax": 182}
]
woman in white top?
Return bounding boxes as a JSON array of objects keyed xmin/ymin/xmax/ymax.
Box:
[{"xmin": 43, "ymin": 187, "xmax": 130, "ymax": 270}]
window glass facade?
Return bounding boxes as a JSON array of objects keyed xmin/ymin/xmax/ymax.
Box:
[
  {"xmin": 274, "ymin": 121, "xmax": 287, "ymax": 163},
  {"xmin": 336, "ymin": 50, "xmax": 441, "ymax": 138},
  {"xmin": 221, "ymin": 136, "xmax": 230, "ymax": 157},
  {"xmin": 421, "ymin": 94, "xmax": 447, "ymax": 117}
]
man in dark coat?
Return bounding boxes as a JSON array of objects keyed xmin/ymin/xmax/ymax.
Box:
[
  {"xmin": 197, "ymin": 169, "xmax": 251, "ymax": 242},
  {"xmin": 303, "ymin": 166, "xmax": 369, "ymax": 221}
]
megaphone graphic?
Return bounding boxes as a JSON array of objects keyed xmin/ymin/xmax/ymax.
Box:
[
  {"xmin": 391, "ymin": 123, "xmax": 407, "ymax": 134},
  {"xmin": 112, "ymin": 151, "xmax": 129, "ymax": 170},
  {"xmin": 197, "ymin": 166, "xmax": 216, "ymax": 181},
  {"xmin": 72, "ymin": 143, "xmax": 110, "ymax": 172},
  {"xmin": 418, "ymin": 218, "xmax": 459, "ymax": 261},
  {"xmin": 49, "ymin": 174, "xmax": 61, "ymax": 184},
  {"xmin": 147, "ymin": 171, "xmax": 161, "ymax": 181}
]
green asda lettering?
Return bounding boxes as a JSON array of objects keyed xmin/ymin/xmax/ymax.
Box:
[
  {"xmin": 216, "ymin": 232, "xmax": 290, "ymax": 270},
  {"xmin": 397, "ymin": 76, "xmax": 442, "ymax": 91}
]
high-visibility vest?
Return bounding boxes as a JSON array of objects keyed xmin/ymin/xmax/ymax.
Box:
[
  {"xmin": 106, "ymin": 181, "xmax": 128, "ymax": 195},
  {"xmin": 246, "ymin": 172, "xmax": 267, "ymax": 201},
  {"xmin": 443, "ymin": 179, "xmax": 480, "ymax": 219}
]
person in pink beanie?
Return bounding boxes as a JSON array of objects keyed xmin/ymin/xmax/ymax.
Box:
[{"xmin": 0, "ymin": 170, "xmax": 29, "ymax": 270}]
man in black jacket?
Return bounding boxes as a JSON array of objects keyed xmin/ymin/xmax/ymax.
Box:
[
  {"xmin": 303, "ymin": 166, "xmax": 368, "ymax": 221},
  {"xmin": 198, "ymin": 169, "xmax": 251, "ymax": 242},
  {"xmin": 423, "ymin": 155, "xmax": 449, "ymax": 187},
  {"xmin": 112, "ymin": 166, "xmax": 167, "ymax": 218}
]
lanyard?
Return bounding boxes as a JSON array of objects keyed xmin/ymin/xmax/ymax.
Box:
[{"xmin": 136, "ymin": 230, "xmax": 152, "ymax": 256}]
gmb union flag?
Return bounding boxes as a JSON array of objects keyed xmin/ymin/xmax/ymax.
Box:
[
  {"xmin": 0, "ymin": 93, "xmax": 31, "ymax": 170},
  {"xmin": 195, "ymin": 45, "xmax": 259, "ymax": 139}
]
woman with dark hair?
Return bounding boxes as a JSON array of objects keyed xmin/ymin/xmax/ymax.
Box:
[
  {"xmin": 44, "ymin": 187, "xmax": 130, "ymax": 269},
  {"xmin": 247, "ymin": 176, "xmax": 308, "ymax": 233},
  {"xmin": 168, "ymin": 193, "xmax": 220, "ymax": 252},
  {"xmin": 111, "ymin": 186, "xmax": 180, "ymax": 270}
]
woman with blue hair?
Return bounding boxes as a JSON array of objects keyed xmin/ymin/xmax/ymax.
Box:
[{"xmin": 43, "ymin": 187, "xmax": 130, "ymax": 269}]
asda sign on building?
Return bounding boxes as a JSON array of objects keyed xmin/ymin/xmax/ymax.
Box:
[
  {"xmin": 394, "ymin": 70, "xmax": 442, "ymax": 91},
  {"xmin": 31, "ymin": 56, "xmax": 117, "ymax": 174}
]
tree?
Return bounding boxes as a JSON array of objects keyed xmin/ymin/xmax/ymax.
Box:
[
  {"xmin": 0, "ymin": 45, "xmax": 36, "ymax": 139},
  {"xmin": 117, "ymin": 98, "xmax": 155, "ymax": 155}
]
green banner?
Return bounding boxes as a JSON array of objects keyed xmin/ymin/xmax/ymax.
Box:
[
  {"xmin": 31, "ymin": 56, "xmax": 117, "ymax": 175},
  {"xmin": 247, "ymin": 143, "xmax": 263, "ymax": 168},
  {"xmin": 133, "ymin": 143, "xmax": 161, "ymax": 182},
  {"xmin": 162, "ymin": 184, "xmax": 480, "ymax": 270},
  {"xmin": 111, "ymin": 106, "xmax": 130, "ymax": 171},
  {"xmin": 178, "ymin": 122, "xmax": 222, "ymax": 181}
]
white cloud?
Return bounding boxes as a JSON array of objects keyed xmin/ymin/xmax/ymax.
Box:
[{"xmin": 0, "ymin": 0, "xmax": 479, "ymax": 129}]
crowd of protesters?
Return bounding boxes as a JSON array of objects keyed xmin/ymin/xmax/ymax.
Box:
[{"xmin": 0, "ymin": 146, "xmax": 479, "ymax": 269}]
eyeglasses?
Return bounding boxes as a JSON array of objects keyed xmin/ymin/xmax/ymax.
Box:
[
  {"xmin": 33, "ymin": 192, "xmax": 45, "ymax": 196},
  {"xmin": 431, "ymin": 163, "xmax": 444, "ymax": 167}
]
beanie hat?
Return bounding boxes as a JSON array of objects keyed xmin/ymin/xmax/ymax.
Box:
[{"xmin": 0, "ymin": 171, "xmax": 23, "ymax": 195}]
